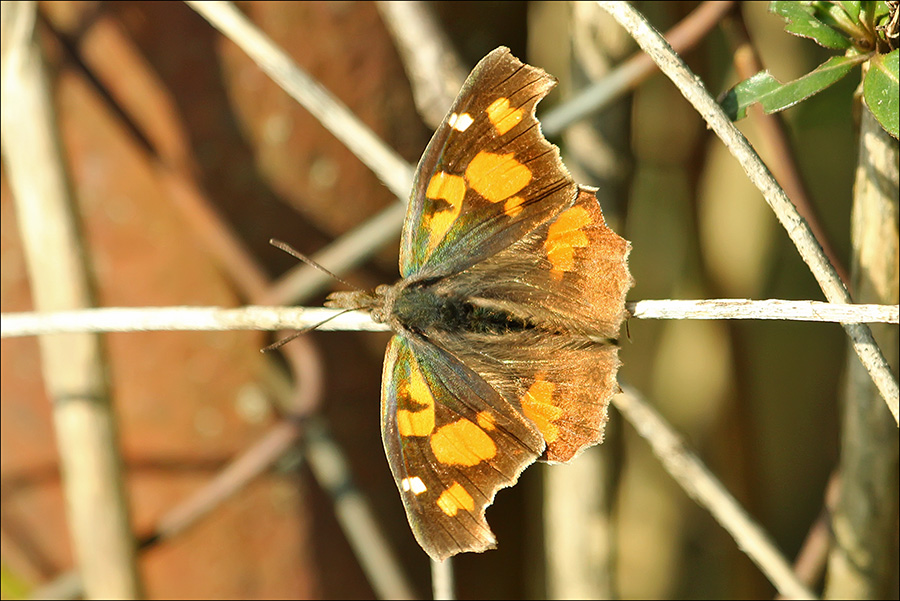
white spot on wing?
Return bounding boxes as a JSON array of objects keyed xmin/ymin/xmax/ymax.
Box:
[
  {"xmin": 401, "ymin": 476, "xmax": 427, "ymax": 495},
  {"xmin": 448, "ymin": 112, "xmax": 474, "ymax": 132}
]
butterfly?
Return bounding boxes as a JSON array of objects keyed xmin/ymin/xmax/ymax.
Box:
[{"xmin": 326, "ymin": 46, "xmax": 632, "ymax": 561}]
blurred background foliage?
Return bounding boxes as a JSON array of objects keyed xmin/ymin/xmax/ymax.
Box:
[{"xmin": 1, "ymin": 1, "xmax": 895, "ymax": 599}]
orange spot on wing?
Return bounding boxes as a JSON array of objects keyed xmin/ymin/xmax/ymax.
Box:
[
  {"xmin": 396, "ymin": 361, "xmax": 435, "ymax": 437},
  {"xmin": 465, "ymin": 151, "xmax": 532, "ymax": 204},
  {"xmin": 521, "ymin": 375, "xmax": 563, "ymax": 443},
  {"xmin": 431, "ymin": 419, "xmax": 497, "ymax": 466},
  {"xmin": 436, "ymin": 482, "xmax": 475, "ymax": 517},
  {"xmin": 425, "ymin": 172, "xmax": 466, "ymax": 252},
  {"xmin": 503, "ymin": 196, "xmax": 525, "ymax": 217},
  {"xmin": 486, "ymin": 97, "xmax": 524, "ymax": 135},
  {"xmin": 476, "ymin": 411, "xmax": 497, "ymax": 431},
  {"xmin": 545, "ymin": 205, "xmax": 592, "ymax": 280}
]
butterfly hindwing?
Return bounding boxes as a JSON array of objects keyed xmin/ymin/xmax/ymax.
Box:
[
  {"xmin": 381, "ymin": 334, "xmax": 545, "ymax": 561},
  {"xmin": 400, "ymin": 47, "xmax": 577, "ymax": 279},
  {"xmin": 429, "ymin": 330, "xmax": 621, "ymax": 463}
]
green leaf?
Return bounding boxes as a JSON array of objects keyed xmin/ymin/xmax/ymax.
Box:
[
  {"xmin": 771, "ymin": 1, "xmax": 854, "ymax": 49},
  {"xmin": 863, "ymin": 49, "xmax": 900, "ymax": 138},
  {"xmin": 868, "ymin": 1, "xmax": 892, "ymax": 36},
  {"xmin": 872, "ymin": 1, "xmax": 891, "ymax": 22},
  {"xmin": 815, "ymin": 1, "xmax": 862, "ymax": 33},
  {"xmin": 837, "ymin": 1, "xmax": 861, "ymax": 22},
  {"xmin": 721, "ymin": 55, "xmax": 866, "ymax": 120}
]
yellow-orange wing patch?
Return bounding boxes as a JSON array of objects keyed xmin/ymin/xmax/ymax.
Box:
[
  {"xmin": 486, "ymin": 97, "xmax": 525, "ymax": 135},
  {"xmin": 545, "ymin": 205, "xmax": 592, "ymax": 280},
  {"xmin": 465, "ymin": 150, "xmax": 533, "ymax": 204}
]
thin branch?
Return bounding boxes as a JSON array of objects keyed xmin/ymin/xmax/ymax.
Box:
[
  {"xmin": 628, "ymin": 299, "xmax": 898, "ymax": 323},
  {"xmin": 2, "ymin": 300, "xmax": 896, "ymax": 339},
  {"xmin": 375, "ymin": 0, "xmax": 467, "ymax": 130},
  {"xmin": 0, "ymin": 2, "xmax": 141, "ymax": 597},
  {"xmin": 614, "ymin": 386, "xmax": 817, "ymax": 600},
  {"xmin": 0, "ymin": 306, "xmax": 391, "ymax": 337},
  {"xmin": 430, "ymin": 557, "xmax": 456, "ymax": 601},
  {"xmin": 541, "ymin": 1, "xmax": 736, "ymax": 136},
  {"xmin": 185, "ymin": 1, "xmax": 414, "ymax": 201},
  {"xmin": 596, "ymin": 1, "xmax": 899, "ymax": 424}
]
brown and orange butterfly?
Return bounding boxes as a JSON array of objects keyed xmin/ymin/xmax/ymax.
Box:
[{"xmin": 327, "ymin": 46, "xmax": 633, "ymax": 561}]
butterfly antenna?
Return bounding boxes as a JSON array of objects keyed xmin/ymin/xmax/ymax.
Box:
[
  {"xmin": 269, "ymin": 238, "xmax": 365, "ymax": 292},
  {"xmin": 261, "ymin": 307, "xmax": 356, "ymax": 353}
]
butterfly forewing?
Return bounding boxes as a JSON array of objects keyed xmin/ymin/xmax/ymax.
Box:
[
  {"xmin": 401, "ymin": 47, "xmax": 577, "ymax": 279},
  {"xmin": 381, "ymin": 335, "xmax": 545, "ymax": 560}
]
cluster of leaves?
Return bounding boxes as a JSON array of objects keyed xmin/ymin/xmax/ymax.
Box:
[{"xmin": 722, "ymin": 1, "xmax": 899, "ymax": 138}]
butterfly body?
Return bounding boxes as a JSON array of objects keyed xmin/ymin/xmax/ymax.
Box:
[{"xmin": 326, "ymin": 47, "xmax": 632, "ymax": 561}]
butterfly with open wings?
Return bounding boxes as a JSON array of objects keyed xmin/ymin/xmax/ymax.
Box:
[{"xmin": 327, "ymin": 46, "xmax": 633, "ymax": 562}]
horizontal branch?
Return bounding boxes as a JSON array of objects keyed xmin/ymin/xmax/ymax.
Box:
[
  {"xmin": 628, "ymin": 299, "xmax": 898, "ymax": 323},
  {"xmin": 0, "ymin": 306, "xmax": 389, "ymax": 337},
  {"xmin": 2, "ymin": 300, "xmax": 896, "ymax": 338}
]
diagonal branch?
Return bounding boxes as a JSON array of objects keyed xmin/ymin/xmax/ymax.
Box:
[
  {"xmin": 615, "ymin": 386, "xmax": 817, "ymax": 600},
  {"xmin": 596, "ymin": 1, "xmax": 899, "ymax": 424}
]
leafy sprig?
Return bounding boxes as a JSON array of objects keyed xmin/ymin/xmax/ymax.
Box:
[{"xmin": 721, "ymin": 1, "xmax": 898, "ymax": 138}]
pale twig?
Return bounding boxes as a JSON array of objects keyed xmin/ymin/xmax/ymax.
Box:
[
  {"xmin": 430, "ymin": 557, "xmax": 456, "ymax": 601},
  {"xmin": 596, "ymin": 1, "xmax": 899, "ymax": 424},
  {"xmin": 0, "ymin": 2, "xmax": 140, "ymax": 597},
  {"xmin": 375, "ymin": 0, "xmax": 467, "ymax": 129},
  {"xmin": 541, "ymin": 1, "xmax": 736, "ymax": 136},
  {"xmin": 615, "ymin": 386, "xmax": 817, "ymax": 600},
  {"xmin": 0, "ymin": 306, "xmax": 391, "ymax": 337},
  {"xmin": 2, "ymin": 300, "xmax": 896, "ymax": 339},
  {"xmin": 186, "ymin": 1, "xmax": 414, "ymax": 305},
  {"xmin": 185, "ymin": 1, "xmax": 413, "ymax": 200},
  {"xmin": 627, "ymin": 299, "xmax": 898, "ymax": 323}
]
